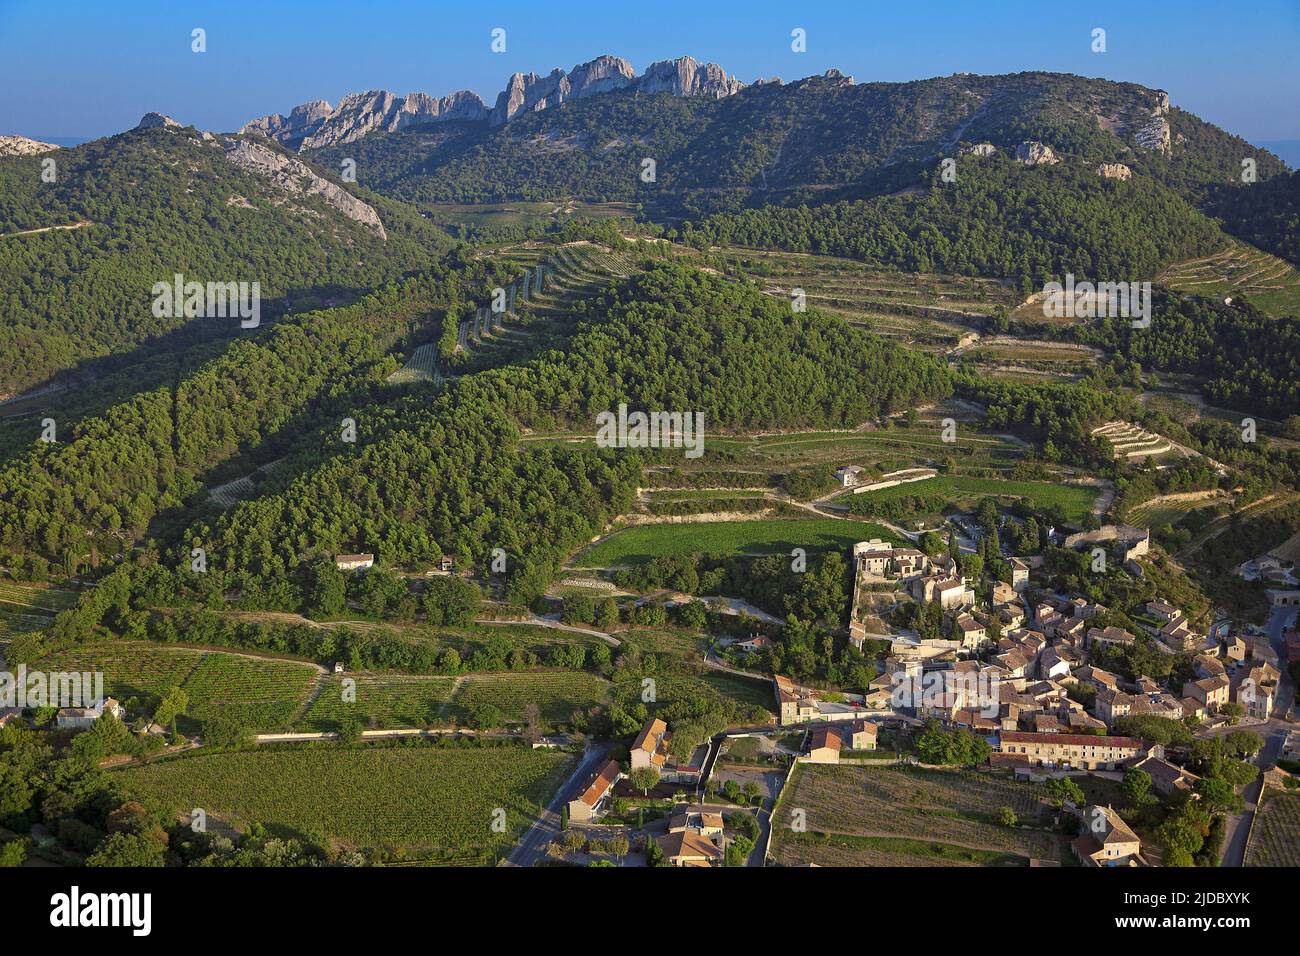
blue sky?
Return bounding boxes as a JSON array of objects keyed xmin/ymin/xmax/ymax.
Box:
[{"xmin": 1, "ymin": 0, "xmax": 1297, "ymax": 142}]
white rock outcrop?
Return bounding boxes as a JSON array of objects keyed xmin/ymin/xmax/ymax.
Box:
[
  {"xmin": 960, "ymin": 142, "xmax": 997, "ymax": 157},
  {"xmin": 1015, "ymin": 141, "xmax": 1060, "ymax": 165},
  {"xmin": 0, "ymin": 135, "xmax": 59, "ymax": 156},
  {"xmin": 1097, "ymin": 162, "xmax": 1132, "ymax": 180},
  {"xmin": 135, "ymin": 112, "xmax": 182, "ymax": 130},
  {"xmin": 221, "ymin": 137, "xmax": 386, "ymax": 238}
]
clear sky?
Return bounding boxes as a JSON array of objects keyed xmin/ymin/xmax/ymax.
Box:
[{"xmin": 1, "ymin": 0, "xmax": 1297, "ymax": 142}]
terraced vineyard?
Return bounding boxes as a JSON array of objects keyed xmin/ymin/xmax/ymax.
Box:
[
  {"xmin": 458, "ymin": 241, "xmax": 641, "ymax": 371},
  {"xmin": 526, "ymin": 418, "xmax": 1026, "ymax": 482},
  {"xmin": 35, "ymin": 643, "xmax": 205, "ymax": 705},
  {"xmin": 1159, "ymin": 240, "xmax": 1300, "ymax": 319},
  {"xmin": 717, "ymin": 247, "xmax": 1016, "ymax": 350},
  {"xmin": 1245, "ymin": 791, "xmax": 1300, "ymax": 867},
  {"xmin": 117, "ymin": 743, "xmax": 575, "ymax": 861},
  {"xmin": 1092, "ymin": 421, "xmax": 1182, "ymax": 463},
  {"xmin": 772, "ymin": 764, "xmax": 1067, "ymax": 867}
]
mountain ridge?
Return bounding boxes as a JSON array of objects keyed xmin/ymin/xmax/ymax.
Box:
[{"xmin": 244, "ymin": 53, "xmax": 744, "ymax": 150}]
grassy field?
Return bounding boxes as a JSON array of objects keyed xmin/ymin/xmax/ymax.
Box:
[
  {"xmin": 612, "ymin": 669, "xmax": 775, "ymax": 720},
  {"xmin": 117, "ymin": 743, "xmax": 574, "ymax": 862},
  {"xmin": 1245, "ymin": 790, "xmax": 1300, "ymax": 867},
  {"xmin": 771, "ymin": 764, "xmax": 1068, "ymax": 867},
  {"xmin": 574, "ymin": 517, "xmax": 903, "ymax": 566},
  {"xmin": 851, "ymin": 475, "xmax": 1097, "ymax": 522},
  {"xmin": 1158, "ymin": 240, "xmax": 1300, "ymax": 319}
]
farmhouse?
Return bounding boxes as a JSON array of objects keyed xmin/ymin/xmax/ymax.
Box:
[
  {"xmin": 1072, "ymin": 805, "xmax": 1144, "ymax": 866},
  {"xmin": 567, "ymin": 759, "xmax": 622, "ymax": 823},
  {"xmin": 631, "ymin": 717, "xmax": 670, "ymax": 770},
  {"xmin": 334, "ymin": 553, "xmax": 375, "ymax": 571},
  {"xmin": 733, "ymin": 634, "xmax": 774, "ymax": 653},
  {"xmin": 847, "ymin": 719, "xmax": 878, "ymax": 751},
  {"xmin": 55, "ymin": 697, "xmax": 124, "ymax": 731},
  {"xmin": 805, "ymin": 726, "xmax": 843, "ymax": 763},
  {"xmin": 992, "ymin": 731, "xmax": 1149, "ymax": 770},
  {"xmin": 655, "ymin": 829, "xmax": 723, "ymax": 867},
  {"xmin": 667, "ymin": 807, "xmax": 725, "ymax": 839}
]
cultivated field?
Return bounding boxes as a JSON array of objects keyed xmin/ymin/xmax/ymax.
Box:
[
  {"xmin": 33, "ymin": 642, "xmax": 320, "ymax": 732},
  {"xmin": 772, "ymin": 763, "xmax": 1068, "ymax": 867},
  {"xmin": 1245, "ymin": 791, "xmax": 1300, "ymax": 867},
  {"xmin": 1158, "ymin": 241, "xmax": 1300, "ymax": 319},
  {"xmin": 451, "ymin": 670, "xmax": 612, "ymax": 728},
  {"xmin": 849, "ymin": 474, "xmax": 1097, "ymax": 522},
  {"xmin": 0, "ymin": 579, "xmax": 79, "ymax": 613},
  {"xmin": 298, "ymin": 674, "xmax": 460, "ymax": 731},
  {"xmin": 716, "ymin": 247, "xmax": 1017, "ymax": 351},
  {"xmin": 574, "ymin": 517, "xmax": 902, "ymax": 567},
  {"xmin": 387, "ymin": 343, "xmax": 443, "ymax": 386},
  {"xmin": 118, "ymin": 743, "xmax": 575, "ymax": 862}
]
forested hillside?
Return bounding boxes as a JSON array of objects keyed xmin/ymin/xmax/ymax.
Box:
[
  {"xmin": 0, "ymin": 128, "xmax": 452, "ymax": 396},
  {"xmin": 676, "ymin": 158, "xmax": 1224, "ymax": 291},
  {"xmin": 1067, "ymin": 294, "xmax": 1300, "ymax": 416},
  {"xmin": 182, "ymin": 263, "xmax": 951, "ymax": 605},
  {"xmin": 0, "ymin": 260, "xmax": 487, "ymax": 573}
]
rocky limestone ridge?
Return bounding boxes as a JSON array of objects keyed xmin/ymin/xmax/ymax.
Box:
[
  {"xmin": 1097, "ymin": 162, "xmax": 1132, "ymax": 180},
  {"xmin": 220, "ymin": 137, "xmax": 387, "ymax": 239},
  {"xmin": 490, "ymin": 54, "xmax": 636, "ymax": 126},
  {"xmin": 1015, "ymin": 141, "xmax": 1060, "ymax": 165},
  {"xmin": 960, "ymin": 142, "xmax": 998, "ymax": 157},
  {"xmin": 245, "ymin": 54, "xmax": 744, "ymax": 148},
  {"xmin": 0, "ymin": 135, "xmax": 60, "ymax": 156},
  {"xmin": 243, "ymin": 100, "xmax": 333, "ymax": 146},
  {"xmin": 300, "ymin": 90, "xmax": 489, "ymax": 149},
  {"xmin": 135, "ymin": 112, "xmax": 182, "ymax": 130}
]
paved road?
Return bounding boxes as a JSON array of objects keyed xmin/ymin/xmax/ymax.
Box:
[
  {"xmin": 506, "ymin": 741, "xmax": 609, "ymax": 868},
  {"xmin": 1218, "ymin": 604, "xmax": 1296, "ymax": 866}
]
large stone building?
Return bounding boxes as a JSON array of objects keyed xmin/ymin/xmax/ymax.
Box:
[{"xmin": 992, "ymin": 731, "xmax": 1150, "ymax": 770}]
